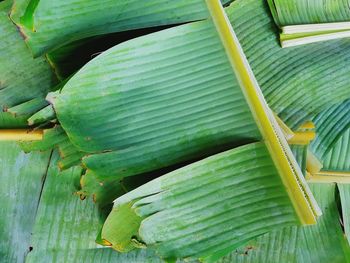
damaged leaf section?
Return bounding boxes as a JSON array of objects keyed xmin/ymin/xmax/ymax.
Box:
[{"xmin": 102, "ymin": 202, "xmax": 144, "ymax": 252}]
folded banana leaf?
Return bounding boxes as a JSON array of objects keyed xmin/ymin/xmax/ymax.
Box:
[
  {"xmin": 0, "ymin": 141, "xmax": 51, "ymax": 262},
  {"xmin": 0, "ymin": 0, "xmax": 56, "ymax": 111},
  {"xmin": 49, "ymin": 16, "xmax": 262, "ymax": 199},
  {"xmin": 12, "ymin": 0, "xmax": 233, "ymax": 56},
  {"xmin": 101, "ymin": 142, "xmax": 309, "ymax": 262},
  {"xmin": 267, "ymin": 0, "xmax": 350, "ymax": 47},
  {"xmin": 40, "ymin": 0, "xmax": 349, "ymax": 203},
  {"xmin": 19, "ymin": 125, "xmax": 85, "ymax": 170}
]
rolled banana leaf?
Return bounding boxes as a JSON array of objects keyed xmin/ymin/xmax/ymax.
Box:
[
  {"xmin": 101, "ymin": 142, "xmax": 304, "ymax": 262},
  {"xmin": 0, "ymin": 141, "xmax": 51, "ymax": 262},
  {"xmin": 267, "ymin": 0, "xmax": 350, "ymax": 47},
  {"xmin": 12, "ymin": 0, "xmax": 233, "ymax": 56},
  {"xmin": 0, "ymin": 0, "xmax": 56, "ymax": 111}
]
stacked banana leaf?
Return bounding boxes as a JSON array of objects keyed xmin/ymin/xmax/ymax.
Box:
[
  {"xmin": 1, "ymin": 0, "xmax": 350, "ymax": 262},
  {"xmin": 267, "ymin": 0, "xmax": 350, "ymax": 47}
]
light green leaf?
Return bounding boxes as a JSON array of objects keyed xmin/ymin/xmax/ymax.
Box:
[{"xmin": 102, "ymin": 142, "xmax": 300, "ymax": 261}]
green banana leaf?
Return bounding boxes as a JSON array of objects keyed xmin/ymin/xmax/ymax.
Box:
[
  {"xmin": 219, "ymin": 226, "xmax": 300, "ymax": 262},
  {"xmin": 322, "ymin": 128, "xmax": 350, "ymax": 171},
  {"xmin": 339, "ymin": 184, "xmax": 350, "ymax": 246},
  {"xmin": 290, "ymin": 144, "xmax": 307, "ymax": 175},
  {"xmin": 101, "ymin": 142, "xmax": 300, "ymax": 262},
  {"xmin": 25, "ymin": 151, "xmax": 163, "ymax": 263},
  {"xmin": 10, "ymin": 0, "xmax": 30, "ymax": 22},
  {"xmin": 219, "ymin": 183, "xmax": 350, "ymax": 263},
  {"xmin": 310, "ymin": 100, "xmax": 350, "ymax": 161},
  {"xmin": 0, "ymin": 142, "xmax": 51, "ymax": 262},
  {"xmin": 315, "ymin": 126, "xmax": 350, "ymax": 235},
  {"xmin": 305, "ymin": 106, "xmax": 350, "ymax": 251},
  {"xmin": 267, "ymin": 0, "xmax": 350, "ymax": 26},
  {"xmin": 7, "ymin": 98, "xmax": 49, "ymax": 118},
  {"xmin": 232, "ymin": 1, "xmax": 350, "ymax": 127},
  {"xmin": 292, "ymin": 183, "xmax": 350, "ymax": 262},
  {"xmin": 267, "ymin": 0, "xmax": 350, "ymax": 47},
  {"xmin": 49, "ymin": 14, "xmax": 261, "ymax": 196},
  {"xmin": 0, "ymin": 112, "xmax": 28, "ymax": 128},
  {"xmin": 0, "ymin": 0, "xmax": 348, "ymax": 262},
  {"xmin": 19, "ymin": 126, "xmax": 85, "ymax": 170},
  {"xmin": 46, "ymin": 26, "xmax": 175, "ymax": 80},
  {"xmin": 13, "ymin": 0, "xmax": 233, "ymax": 56},
  {"xmin": 41, "ymin": 0, "xmax": 349, "ymax": 202},
  {"xmin": 0, "ymin": 0, "xmax": 56, "ymax": 111}
]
